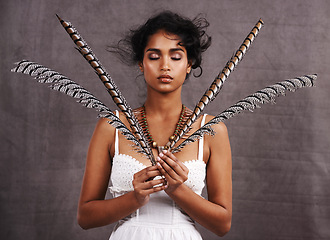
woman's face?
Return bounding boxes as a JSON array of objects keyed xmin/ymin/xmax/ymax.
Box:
[{"xmin": 139, "ymin": 30, "xmax": 191, "ymax": 94}]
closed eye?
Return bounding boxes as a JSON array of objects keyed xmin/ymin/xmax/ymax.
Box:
[
  {"xmin": 171, "ymin": 56, "xmax": 182, "ymax": 61},
  {"xmin": 171, "ymin": 52, "xmax": 182, "ymax": 61},
  {"xmin": 148, "ymin": 53, "xmax": 160, "ymax": 60}
]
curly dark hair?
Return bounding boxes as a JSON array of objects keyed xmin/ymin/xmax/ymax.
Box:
[{"xmin": 111, "ymin": 11, "xmax": 211, "ymax": 78}]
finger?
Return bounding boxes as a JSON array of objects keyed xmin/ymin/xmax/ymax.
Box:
[
  {"xmin": 140, "ymin": 178, "xmax": 166, "ymax": 190},
  {"xmin": 133, "ymin": 176, "xmax": 165, "ymax": 192},
  {"xmin": 134, "ymin": 165, "xmax": 160, "ymax": 179},
  {"xmin": 156, "ymin": 160, "xmax": 169, "ymax": 178},
  {"xmin": 159, "ymin": 152, "xmax": 186, "ymax": 177},
  {"xmin": 140, "ymin": 184, "xmax": 168, "ymax": 195},
  {"xmin": 134, "ymin": 179, "xmax": 166, "ymax": 195},
  {"xmin": 163, "ymin": 150, "xmax": 178, "ymax": 161},
  {"xmin": 137, "ymin": 165, "xmax": 159, "ymax": 176},
  {"xmin": 155, "ymin": 159, "xmax": 174, "ymax": 184},
  {"xmin": 165, "ymin": 151, "xmax": 189, "ymax": 173},
  {"xmin": 139, "ymin": 169, "xmax": 162, "ymax": 182},
  {"xmin": 157, "ymin": 156, "xmax": 179, "ymax": 180}
]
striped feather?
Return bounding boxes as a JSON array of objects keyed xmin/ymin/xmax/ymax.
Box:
[
  {"xmin": 56, "ymin": 15, "xmax": 155, "ymax": 165},
  {"xmin": 172, "ymin": 74, "xmax": 317, "ymax": 153},
  {"xmin": 11, "ymin": 60, "xmax": 146, "ymax": 154}
]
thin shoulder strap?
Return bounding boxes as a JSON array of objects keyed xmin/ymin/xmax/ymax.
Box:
[
  {"xmin": 198, "ymin": 114, "xmax": 207, "ymax": 161},
  {"xmin": 114, "ymin": 110, "xmax": 119, "ymax": 155}
]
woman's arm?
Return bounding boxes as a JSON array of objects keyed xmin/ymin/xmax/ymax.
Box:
[
  {"xmin": 77, "ymin": 118, "xmax": 166, "ymax": 229},
  {"xmin": 157, "ymin": 120, "xmax": 232, "ymax": 236}
]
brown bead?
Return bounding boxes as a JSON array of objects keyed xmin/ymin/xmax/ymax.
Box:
[
  {"xmin": 152, "ymin": 141, "xmax": 158, "ymax": 148},
  {"xmin": 169, "ymin": 135, "xmax": 175, "ymax": 141}
]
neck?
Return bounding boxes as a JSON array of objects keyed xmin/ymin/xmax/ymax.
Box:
[{"xmin": 144, "ymin": 88, "xmax": 183, "ymax": 117}]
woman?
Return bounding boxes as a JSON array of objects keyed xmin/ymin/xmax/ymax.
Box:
[{"xmin": 77, "ymin": 11, "xmax": 232, "ymax": 239}]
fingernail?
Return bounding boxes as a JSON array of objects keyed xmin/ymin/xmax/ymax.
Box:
[
  {"xmin": 157, "ymin": 156, "xmax": 161, "ymax": 161},
  {"xmin": 163, "ymin": 150, "xmax": 167, "ymax": 154},
  {"xmin": 159, "ymin": 152, "xmax": 164, "ymax": 157}
]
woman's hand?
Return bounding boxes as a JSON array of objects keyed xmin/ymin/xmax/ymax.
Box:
[
  {"xmin": 132, "ymin": 165, "xmax": 167, "ymax": 206},
  {"xmin": 156, "ymin": 150, "xmax": 189, "ymax": 193}
]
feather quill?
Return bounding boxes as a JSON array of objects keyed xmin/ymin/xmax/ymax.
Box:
[
  {"xmin": 169, "ymin": 19, "xmax": 264, "ymax": 150},
  {"xmin": 56, "ymin": 15, "xmax": 155, "ymax": 164},
  {"xmin": 172, "ymin": 74, "xmax": 317, "ymax": 153},
  {"xmin": 11, "ymin": 60, "xmax": 146, "ymax": 154}
]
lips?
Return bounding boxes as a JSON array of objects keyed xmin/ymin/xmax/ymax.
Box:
[{"xmin": 158, "ymin": 74, "xmax": 173, "ymax": 83}]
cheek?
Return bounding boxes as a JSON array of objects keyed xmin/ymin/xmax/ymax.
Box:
[
  {"xmin": 143, "ymin": 63, "xmax": 156, "ymax": 76},
  {"xmin": 177, "ymin": 62, "xmax": 190, "ymax": 75}
]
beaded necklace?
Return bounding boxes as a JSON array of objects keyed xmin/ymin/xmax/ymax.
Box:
[{"xmin": 135, "ymin": 105, "xmax": 192, "ymax": 152}]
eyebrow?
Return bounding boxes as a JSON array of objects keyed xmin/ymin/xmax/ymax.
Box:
[{"xmin": 145, "ymin": 48, "xmax": 185, "ymax": 53}]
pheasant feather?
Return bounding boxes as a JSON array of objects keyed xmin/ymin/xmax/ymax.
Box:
[
  {"xmin": 11, "ymin": 60, "xmax": 146, "ymax": 154},
  {"xmin": 56, "ymin": 15, "xmax": 155, "ymax": 164},
  {"xmin": 172, "ymin": 74, "xmax": 317, "ymax": 153},
  {"xmin": 169, "ymin": 19, "xmax": 264, "ymax": 150}
]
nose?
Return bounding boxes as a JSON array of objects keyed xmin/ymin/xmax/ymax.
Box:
[{"xmin": 160, "ymin": 57, "xmax": 170, "ymax": 71}]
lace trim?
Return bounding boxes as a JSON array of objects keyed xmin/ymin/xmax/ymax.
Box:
[
  {"xmin": 117, "ymin": 153, "xmax": 148, "ymax": 167},
  {"xmin": 115, "ymin": 153, "xmax": 206, "ymax": 168},
  {"xmin": 109, "ymin": 154, "xmax": 206, "ymax": 196}
]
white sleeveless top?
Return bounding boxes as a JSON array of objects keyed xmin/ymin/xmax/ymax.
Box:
[{"xmin": 109, "ymin": 113, "xmax": 207, "ymax": 240}]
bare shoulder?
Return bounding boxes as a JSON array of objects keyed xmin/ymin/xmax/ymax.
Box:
[
  {"xmin": 90, "ymin": 116, "xmax": 117, "ymax": 151},
  {"xmin": 95, "ymin": 117, "xmax": 116, "ymax": 136},
  {"xmin": 94, "ymin": 109, "xmax": 134, "ymax": 141},
  {"xmin": 204, "ymin": 114, "xmax": 229, "ymax": 139}
]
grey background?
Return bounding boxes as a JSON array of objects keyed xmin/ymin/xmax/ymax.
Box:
[{"xmin": 1, "ymin": 0, "xmax": 329, "ymax": 239}]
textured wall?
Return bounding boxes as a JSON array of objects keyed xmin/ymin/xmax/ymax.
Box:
[{"xmin": 1, "ymin": 0, "xmax": 329, "ymax": 239}]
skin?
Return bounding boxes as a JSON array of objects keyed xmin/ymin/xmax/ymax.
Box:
[{"xmin": 77, "ymin": 29, "xmax": 232, "ymax": 237}]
